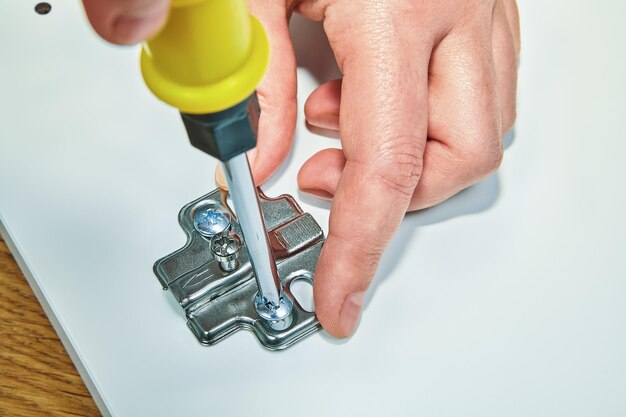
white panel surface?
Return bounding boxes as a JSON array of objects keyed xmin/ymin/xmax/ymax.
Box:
[{"xmin": 1, "ymin": 1, "xmax": 625, "ymax": 416}]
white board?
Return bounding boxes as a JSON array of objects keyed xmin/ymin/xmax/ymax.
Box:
[{"xmin": 1, "ymin": 1, "xmax": 625, "ymax": 416}]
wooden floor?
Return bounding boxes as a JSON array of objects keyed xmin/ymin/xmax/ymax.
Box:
[{"xmin": 0, "ymin": 238, "xmax": 100, "ymax": 416}]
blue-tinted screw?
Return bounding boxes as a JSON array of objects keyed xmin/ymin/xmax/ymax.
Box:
[{"xmin": 193, "ymin": 205, "xmax": 231, "ymax": 237}]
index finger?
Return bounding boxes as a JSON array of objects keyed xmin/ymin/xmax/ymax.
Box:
[
  {"xmin": 82, "ymin": 0, "xmax": 169, "ymax": 45},
  {"xmin": 313, "ymin": 3, "xmax": 433, "ymax": 337}
]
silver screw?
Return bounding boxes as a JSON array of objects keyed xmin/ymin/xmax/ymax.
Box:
[
  {"xmin": 255, "ymin": 295, "xmax": 294, "ymax": 330},
  {"xmin": 211, "ymin": 232, "xmax": 241, "ymax": 272},
  {"xmin": 193, "ymin": 205, "xmax": 231, "ymax": 237}
]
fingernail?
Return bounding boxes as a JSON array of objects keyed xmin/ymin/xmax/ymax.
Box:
[
  {"xmin": 305, "ymin": 122, "xmax": 341, "ymax": 139},
  {"xmin": 339, "ymin": 291, "xmax": 365, "ymax": 336},
  {"xmin": 300, "ymin": 187, "xmax": 334, "ymax": 201},
  {"xmin": 112, "ymin": 2, "xmax": 167, "ymax": 44},
  {"xmin": 215, "ymin": 165, "xmax": 227, "ymax": 190},
  {"xmin": 306, "ymin": 114, "xmax": 339, "ymax": 131}
]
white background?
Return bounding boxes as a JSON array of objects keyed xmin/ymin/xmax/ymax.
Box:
[{"xmin": 1, "ymin": 1, "xmax": 625, "ymax": 416}]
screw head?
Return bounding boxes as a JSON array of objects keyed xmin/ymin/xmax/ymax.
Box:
[
  {"xmin": 255, "ymin": 294, "xmax": 294, "ymax": 330},
  {"xmin": 210, "ymin": 233, "xmax": 241, "ymax": 262},
  {"xmin": 193, "ymin": 205, "xmax": 231, "ymax": 237}
]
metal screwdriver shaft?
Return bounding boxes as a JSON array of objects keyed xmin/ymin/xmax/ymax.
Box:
[
  {"xmin": 222, "ymin": 153, "xmax": 281, "ymax": 305},
  {"xmin": 222, "ymin": 155, "xmax": 294, "ymax": 328}
]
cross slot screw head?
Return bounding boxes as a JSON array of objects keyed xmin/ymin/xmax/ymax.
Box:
[
  {"xmin": 211, "ymin": 232, "xmax": 242, "ymax": 272},
  {"xmin": 193, "ymin": 205, "xmax": 231, "ymax": 237}
]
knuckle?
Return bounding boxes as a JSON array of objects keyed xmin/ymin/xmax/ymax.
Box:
[
  {"xmin": 464, "ymin": 130, "xmax": 504, "ymax": 177},
  {"xmin": 329, "ymin": 230, "xmax": 384, "ymax": 278},
  {"xmin": 353, "ymin": 244, "xmax": 384, "ymax": 276},
  {"xmin": 370, "ymin": 137, "xmax": 424, "ymax": 197},
  {"xmin": 486, "ymin": 143, "xmax": 505, "ymax": 173}
]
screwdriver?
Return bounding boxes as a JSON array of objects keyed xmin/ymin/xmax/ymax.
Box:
[{"xmin": 140, "ymin": 0, "xmax": 293, "ymax": 324}]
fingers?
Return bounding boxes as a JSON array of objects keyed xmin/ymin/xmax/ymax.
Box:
[
  {"xmin": 407, "ymin": 9, "xmax": 503, "ymax": 210},
  {"xmin": 298, "ymin": 148, "xmax": 345, "ymax": 199},
  {"xmin": 215, "ymin": 1, "xmax": 297, "ymax": 189},
  {"xmin": 502, "ymin": 0, "xmax": 521, "ymax": 55},
  {"xmin": 311, "ymin": 2, "xmax": 433, "ymax": 337},
  {"xmin": 492, "ymin": 0, "xmax": 520, "ymax": 133},
  {"xmin": 304, "ymin": 79, "xmax": 342, "ymax": 131},
  {"xmin": 82, "ymin": 0, "xmax": 169, "ymax": 45},
  {"xmin": 249, "ymin": 1, "xmax": 297, "ymax": 184},
  {"xmin": 300, "ymin": 12, "xmax": 512, "ymax": 211},
  {"xmin": 295, "ymin": 1, "xmax": 518, "ymax": 339}
]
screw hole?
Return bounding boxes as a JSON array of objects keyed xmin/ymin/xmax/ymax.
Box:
[
  {"xmin": 290, "ymin": 278, "xmax": 315, "ymax": 313},
  {"xmin": 35, "ymin": 2, "xmax": 51, "ymax": 15}
]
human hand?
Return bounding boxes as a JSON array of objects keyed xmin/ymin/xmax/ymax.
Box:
[
  {"xmin": 293, "ymin": 0, "xmax": 520, "ymax": 338},
  {"xmin": 82, "ymin": 0, "xmax": 298, "ymax": 185},
  {"xmin": 82, "ymin": 0, "xmax": 520, "ymax": 338}
]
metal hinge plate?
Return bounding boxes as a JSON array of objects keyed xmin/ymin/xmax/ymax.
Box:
[{"xmin": 154, "ymin": 189, "xmax": 324, "ymax": 350}]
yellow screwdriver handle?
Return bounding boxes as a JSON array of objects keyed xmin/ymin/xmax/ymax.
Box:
[{"xmin": 140, "ymin": 0, "xmax": 269, "ymax": 114}]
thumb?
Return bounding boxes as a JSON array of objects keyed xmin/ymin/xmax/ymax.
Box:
[{"xmin": 82, "ymin": 0, "xmax": 169, "ymax": 45}]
